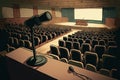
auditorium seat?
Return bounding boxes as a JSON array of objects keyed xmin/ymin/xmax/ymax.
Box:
[
  {"xmin": 49, "ymin": 54, "xmax": 60, "ymax": 60},
  {"xmin": 60, "ymin": 58, "xmax": 68, "ymax": 63},
  {"xmin": 110, "ymin": 69, "xmax": 119, "ymax": 79},
  {"xmin": 24, "ymin": 40, "xmax": 32, "ymax": 49},
  {"xmin": 68, "ymin": 37, "xmax": 73, "ymax": 42},
  {"xmin": 63, "ymin": 36, "xmax": 68, "ymax": 41},
  {"xmin": 99, "ymin": 68, "xmax": 110, "ymax": 76},
  {"xmin": 102, "ymin": 54, "xmax": 117, "ymax": 70},
  {"xmin": 19, "ymin": 39, "xmax": 25, "ymax": 47},
  {"xmin": 21, "ymin": 35, "xmax": 30, "ymax": 40},
  {"xmin": 34, "ymin": 36, "xmax": 40, "ymax": 46},
  {"xmin": 7, "ymin": 46, "xmax": 15, "ymax": 52},
  {"xmin": 65, "ymin": 41, "xmax": 73, "ymax": 51},
  {"xmin": 68, "ymin": 60, "xmax": 84, "ymax": 68},
  {"xmin": 13, "ymin": 37, "xmax": 19, "ymax": 48},
  {"xmin": 78, "ymin": 38, "xmax": 84, "ymax": 47},
  {"xmin": 85, "ymin": 63, "xmax": 97, "ymax": 72},
  {"xmin": 99, "ymin": 40, "xmax": 106, "ymax": 46},
  {"xmin": 8, "ymin": 37, "xmax": 14, "ymax": 47},
  {"xmin": 84, "ymin": 51, "xmax": 98, "ymax": 67},
  {"xmin": 73, "ymin": 38, "xmax": 78, "ymax": 42},
  {"xmin": 94, "ymin": 45, "xmax": 106, "ymax": 59},
  {"xmin": 58, "ymin": 39, "xmax": 65, "ymax": 47},
  {"xmin": 107, "ymin": 46, "xmax": 117, "ymax": 56},
  {"xmin": 108, "ymin": 41, "xmax": 117, "ymax": 46},
  {"xmin": 91, "ymin": 39, "xmax": 98, "ymax": 48},
  {"xmin": 81, "ymin": 43, "xmax": 91, "ymax": 53},
  {"xmin": 73, "ymin": 42, "xmax": 80, "ymax": 50},
  {"xmin": 47, "ymin": 33, "xmax": 53, "ymax": 40},
  {"xmin": 50, "ymin": 45, "xmax": 60, "ymax": 57},
  {"xmin": 59, "ymin": 46, "xmax": 70, "ymax": 60},
  {"xmin": 42, "ymin": 35, "xmax": 48, "ymax": 42},
  {"xmin": 70, "ymin": 49, "xmax": 83, "ymax": 62},
  {"xmin": 85, "ymin": 39, "xmax": 91, "ymax": 44}
]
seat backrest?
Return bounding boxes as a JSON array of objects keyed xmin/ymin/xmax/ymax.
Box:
[
  {"xmin": 73, "ymin": 38, "xmax": 78, "ymax": 42},
  {"xmin": 102, "ymin": 54, "xmax": 117, "ymax": 70},
  {"xmin": 13, "ymin": 37, "xmax": 19, "ymax": 48},
  {"xmin": 68, "ymin": 60, "xmax": 84, "ymax": 68},
  {"xmin": 99, "ymin": 40, "xmax": 106, "ymax": 46},
  {"xmin": 50, "ymin": 45, "xmax": 60, "ymax": 57},
  {"xmin": 92, "ymin": 39, "xmax": 98, "ymax": 48},
  {"xmin": 58, "ymin": 39, "xmax": 65, "ymax": 47},
  {"xmin": 49, "ymin": 54, "xmax": 60, "ymax": 60},
  {"xmin": 94, "ymin": 45, "xmax": 106, "ymax": 58},
  {"xmin": 68, "ymin": 37, "xmax": 73, "ymax": 42},
  {"xmin": 85, "ymin": 39, "xmax": 91, "ymax": 44},
  {"xmin": 42, "ymin": 35, "xmax": 48, "ymax": 42},
  {"xmin": 81, "ymin": 43, "xmax": 91, "ymax": 53},
  {"xmin": 99, "ymin": 68, "xmax": 110, "ymax": 76},
  {"xmin": 19, "ymin": 39, "xmax": 25, "ymax": 47},
  {"xmin": 110, "ymin": 69, "xmax": 118, "ymax": 79},
  {"xmin": 24, "ymin": 40, "xmax": 32, "ymax": 49},
  {"xmin": 85, "ymin": 63, "xmax": 97, "ymax": 72},
  {"xmin": 78, "ymin": 39, "xmax": 84, "ymax": 47},
  {"xmin": 59, "ymin": 46, "xmax": 70, "ymax": 60},
  {"xmin": 34, "ymin": 36, "xmax": 40, "ymax": 46},
  {"xmin": 63, "ymin": 36, "xmax": 68, "ymax": 41},
  {"xmin": 73, "ymin": 42, "xmax": 80, "ymax": 50},
  {"xmin": 84, "ymin": 51, "xmax": 98, "ymax": 67},
  {"xmin": 107, "ymin": 46, "xmax": 117, "ymax": 56},
  {"xmin": 70, "ymin": 49, "xmax": 82, "ymax": 62},
  {"xmin": 60, "ymin": 58, "xmax": 68, "ymax": 63},
  {"xmin": 108, "ymin": 41, "xmax": 117, "ymax": 46},
  {"xmin": 65, "ymin": 41, "xmax": 73, "ymax": 51}
]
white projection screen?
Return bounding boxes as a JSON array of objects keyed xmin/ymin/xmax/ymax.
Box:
[{"xmin": 74, "ymin": 8, "xmax": 102, "ymax": 21}]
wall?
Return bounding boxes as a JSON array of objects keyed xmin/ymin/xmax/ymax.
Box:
[
  {"xmin": 0, "ymin": 0, "xmax": 120, "ymax": 26},
  {"xmin": 0, "ymin": 5, "xmax": 67, "ymax": 24}
]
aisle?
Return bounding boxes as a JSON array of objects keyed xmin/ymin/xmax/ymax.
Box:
[{"xmin": 36, "ymin": 29, "xmax": 79, "ymax": 54}]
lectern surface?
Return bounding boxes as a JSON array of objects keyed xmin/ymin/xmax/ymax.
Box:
[{"xmin": 6, "ymin": 47, "xmax": 116, "ymax": 80}]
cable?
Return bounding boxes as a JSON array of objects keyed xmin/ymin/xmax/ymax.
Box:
[{"xmin": 69, "ymin": 66, "xmax": 92, "ymax": 80}]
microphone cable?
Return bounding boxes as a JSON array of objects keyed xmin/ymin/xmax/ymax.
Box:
[{"xmin": 69, "ymin": 66, "xmax": 92, "ymax": 80}]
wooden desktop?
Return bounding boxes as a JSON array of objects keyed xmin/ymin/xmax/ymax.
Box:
[{"xmin": 6, "ymin": 47, "xmax": 116, "ymax": 80}]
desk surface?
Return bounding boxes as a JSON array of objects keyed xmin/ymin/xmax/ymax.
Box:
[{"xmin": 6, "ymin": 47, "xmax": 116, "ymax": 80}]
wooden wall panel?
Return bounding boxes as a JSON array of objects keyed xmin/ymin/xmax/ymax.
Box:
[
  {"xmin": 33, "ymin": 6, "xmax": 38, "ymax": 15},
  {"xmin": 13, "ymin": 4, "xmax": 20, "ymax": 18},
  {"xmin": 105, "ymin": 18, "xmax": 115, "ymax": 28}
]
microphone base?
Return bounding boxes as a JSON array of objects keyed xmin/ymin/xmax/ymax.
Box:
[{"xmin": 26, "ymin": 55, "xmax": 47, "ymax": 66}]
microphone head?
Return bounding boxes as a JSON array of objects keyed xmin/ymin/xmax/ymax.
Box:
[
  {"xmin": 68, "ymin": 66, "xmax": 75, "ymax": 72},
  {"xmin": 24, "ymin": 11, "xmax": 52, "ymax": 28}
]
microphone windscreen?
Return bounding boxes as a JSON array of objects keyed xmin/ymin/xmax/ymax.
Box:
[{"xmin": 69, "ymin": 66, "xmax": 75, "ymax": 72}]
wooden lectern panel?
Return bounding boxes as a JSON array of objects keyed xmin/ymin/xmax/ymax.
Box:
[
  {"xmin": 6, "ymin": 47, "xmax": 116, "ymax": 80},
  {"xmin": 76, "ymin": 19, "xmax": 88, "ymax": 26}
]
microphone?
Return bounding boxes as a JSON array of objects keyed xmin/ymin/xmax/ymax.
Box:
[
  {"xmin": 69, "ymin": 66, "xmax": 75, "ymax": 72},
  {"xmin": 68, "ymin": 66, "xmax": 92, "ymax": 80}
]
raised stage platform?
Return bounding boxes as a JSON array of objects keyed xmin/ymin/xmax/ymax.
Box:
[{"xmin": 54, "ymin": 22, "xmax": 110, "ymax": 31}]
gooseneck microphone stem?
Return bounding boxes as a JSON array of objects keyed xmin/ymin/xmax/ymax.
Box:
[
  {"xmin": 30, "ymin": 27, "xmax": 36, "ymax": 61},
  {"xmin": 25, "ymin": 11, "xmax": 52, "ymax": 66}
]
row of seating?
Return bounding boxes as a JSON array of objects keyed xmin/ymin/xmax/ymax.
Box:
[
  {"xmin": 49, "ymin": 53, "xmax": 118, "ymax": 79},
  {"xmin": 3, "ymin": 23, "xmax": 71, "ymax": 52},
  {"xmin": 62, "ymin": 36, "xmax": 117, "ymax": 48},
  {"xmin": 58, "ymin": 40, "xmax": 118, "ymax": 58},
  {"xmin": 50, "ymin": 45, "xmax": 118, "ymax": 70}
]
